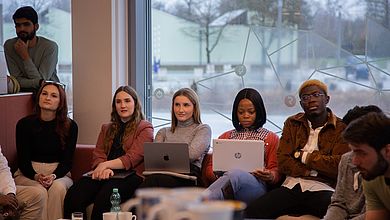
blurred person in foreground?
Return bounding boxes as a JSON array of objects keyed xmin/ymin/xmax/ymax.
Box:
[
  {"xmin": 0, "ymin": 145, "xmax": 44, "ymax": 220},
  {"xmin": 342, "ymin": 112, "xmax": 390, "ymax": 220},
  {"xmin": 323, "ymin": 105, "xmax": 383, "ymax": 220}
]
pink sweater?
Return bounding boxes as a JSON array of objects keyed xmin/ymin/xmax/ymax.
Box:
[{"xmin": 91, "ymin": 120, "xmax": 154, "ymax": 177}]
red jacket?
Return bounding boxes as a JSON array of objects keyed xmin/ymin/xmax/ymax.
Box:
[{"xmin": 92, "ymin": 120, "xmax": 154, "ymax": 177}]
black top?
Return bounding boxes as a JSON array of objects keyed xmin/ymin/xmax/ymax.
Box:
[
  {"xmin": 16, "ymin": 115, "xmax": 78, "ymax": 179},
  {"xmin": 107, "ymin": 121, "xmax": 127, "ymax": 161}
]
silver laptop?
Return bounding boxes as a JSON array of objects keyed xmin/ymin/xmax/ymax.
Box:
[
  {"xmin": 143, "ymin": 142, "xmax": 191, "ymax": 174},
  {"xmin": 212, "ymin": 139, "xmax": 264, "ymax": 172}
]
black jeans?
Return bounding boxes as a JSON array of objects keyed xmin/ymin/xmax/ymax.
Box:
[
  {"xmin": 64, "ymin": 174, "xmax": 142, "ymax": 220},
  {"xmin": 139, "ymin": 173, "xmax": 197, "ymax": 188},
  {"xmin": 245, "ymin": 184, "xmax": 332, "ymax": 219}
]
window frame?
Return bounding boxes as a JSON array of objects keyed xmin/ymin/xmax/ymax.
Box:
[{"xmin": 128, "ymin": 0, "xmax": 152, "ymax": 121}]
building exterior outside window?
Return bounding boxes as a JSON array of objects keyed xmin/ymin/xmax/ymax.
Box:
[{"xmin": 150, "ymin": 0, "xmax": 390, "ymax": 138}]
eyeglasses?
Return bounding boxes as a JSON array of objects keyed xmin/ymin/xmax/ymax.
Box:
[
  {"xmin": 44, "ymin": 80, "xmax": 66, "ymax": 90},
  {"xmin": 300, "ymin": 92, "xmax": 324, "ymax": 102}
]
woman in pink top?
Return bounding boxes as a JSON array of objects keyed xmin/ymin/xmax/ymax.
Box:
[{"xmin": 206, "ymin": 88, "xmax": 281, "ymax": 204}]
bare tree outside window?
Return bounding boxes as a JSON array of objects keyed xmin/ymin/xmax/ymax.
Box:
[{"xmin": 151, "ymin": 0, "xmax": 390, "ymax": 137}]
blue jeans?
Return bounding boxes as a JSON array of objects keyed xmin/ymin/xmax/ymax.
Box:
[{"xmin": 207, "ymin": 169, "xmax": 267, "ymax": 204}]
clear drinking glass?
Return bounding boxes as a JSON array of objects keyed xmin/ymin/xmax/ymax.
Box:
[{"xmin": 71, "ymin": 212, "xmax": 83, "ymax": 220}]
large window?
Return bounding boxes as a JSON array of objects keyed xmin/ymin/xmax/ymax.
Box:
[
  {"xmin": 150, "ymin": 0, "xmax": 390, "ymax": 138},
  {"xmin": 1, "ymin": 0, "xmax": 72, "ymax": 111}
]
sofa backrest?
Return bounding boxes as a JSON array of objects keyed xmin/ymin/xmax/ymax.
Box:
[
  {"xmin": 71, "ymin": 144, "xmax": 95, "ymax": 181},
  {"xmin": 0, "ymin": 93, "xmax": 34, "ymax": 173},
  {"xmin": 3, "ymin": 143, "xmax": 95, "ymax": 182}
]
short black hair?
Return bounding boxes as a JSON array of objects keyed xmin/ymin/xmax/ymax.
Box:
[
  {"xmin": 343, "ymin": 112, "xmax": 390, "ymax": 152},
  {"xmin": 13, "ymin": 6, "xmax": 38, "ymax": 24},
  {"xmin": 342, "ymin": 105, "xmax": 383, "ymax": 125},
  {"xmin": 232, "ymin": 88, "xmax": 267, "ymax": 131}
]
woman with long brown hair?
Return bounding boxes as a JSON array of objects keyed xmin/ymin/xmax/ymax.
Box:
[
  {"xmin": 64, "ymin": 86, "xmax": 153, "ymax": 220},
  {"xmin": 14, "ymin": 81, "xmax": 78, "ymax": 220}
]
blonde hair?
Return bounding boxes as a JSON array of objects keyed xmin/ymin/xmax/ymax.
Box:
[
  {"xmin": 298, "ymin": 79, "xmax": 328, "ymax": 97},
  {"xmin": 170, "ymin": 88, "xmax": 202, "ymax": 132}
]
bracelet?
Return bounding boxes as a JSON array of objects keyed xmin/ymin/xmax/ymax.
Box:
[{"xmin": 51, "ymin": 174, "xmax": 57, "ymax": 180}]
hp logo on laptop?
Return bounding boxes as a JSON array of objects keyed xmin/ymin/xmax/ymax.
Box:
[{"xmin": 234, "ymin": 152, "xmax": 242, "ymax": 159}]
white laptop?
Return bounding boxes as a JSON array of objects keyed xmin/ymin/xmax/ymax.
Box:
[
  {"xmin": 143, "ymin": 142, "xmax": 191, "ymax": 174},
  {"xmin": 212, "ymin": 139, "xmax": 264, "ymax": 172}
]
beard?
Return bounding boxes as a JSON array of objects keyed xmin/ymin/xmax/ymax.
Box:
[
  {"xmin": 359, "ymin": 152, "xmax": 389, "ymax": 181},
  {"xmin": 17, "ymin": 29, "xmax": 36, "ymax": 43}
]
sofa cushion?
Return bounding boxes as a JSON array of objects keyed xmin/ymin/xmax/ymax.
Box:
[
  {"xmin": 201, "ymin": 153, "xmax": 217, "ymax": 187},
  {"xmin": 71, "ymin": 144, "xmax": 95, "ymax": 181}
]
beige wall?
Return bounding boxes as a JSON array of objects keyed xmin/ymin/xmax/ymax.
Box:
[{"xmin": 72, "ymin": 0, "xmax": 113, "ymax": 144}]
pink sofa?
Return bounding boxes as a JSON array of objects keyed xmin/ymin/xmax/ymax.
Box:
[
  {"xmin": 2, "ymin": 143, "xmax": 95, "ymax": 182},
  {"xmin": 70, "ymin": 144, "xmax": 95, "ymax": 181}
]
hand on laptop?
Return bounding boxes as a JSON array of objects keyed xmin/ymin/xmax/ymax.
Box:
[
  {"xmin": 251, "ymin": 168, "xmax": 274, "ymax": 183},
  {"xmin": 92, "ymin": 167, "xmax": 114, "ymax": 180}
]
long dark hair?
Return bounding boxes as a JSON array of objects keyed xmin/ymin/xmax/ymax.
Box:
[
  {"xmin": 35, "ymin": 81, "xmax": 70, "ymax": 149},
  {"xmin": 104, "ymin": 86, "xmax": 144, "ymax": 153},
  {"xmin": 232, "ymin": 88, "xmax": 266, "ymax": 131}
]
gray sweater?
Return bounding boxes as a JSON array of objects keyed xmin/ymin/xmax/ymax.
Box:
[
  {"xmin": 155, "ymin": 118, "xmax": 211, "ymax": 168},
  {"xmin": 4, "ymin": 36, "xmax": 59, "ymax": 90},
  {"xmin": 323, "ymin": 151, "xmax": 365, "ymax": 220}
]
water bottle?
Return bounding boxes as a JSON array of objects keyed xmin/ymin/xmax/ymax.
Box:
[{"xmin": 110, "ymin": 188, "xmax": 121, "ymax": 212}]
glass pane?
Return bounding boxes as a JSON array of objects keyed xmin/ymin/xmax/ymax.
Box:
[{"xmin": 151, "ymin": 0, "xmax": 390, "ymax": 138}]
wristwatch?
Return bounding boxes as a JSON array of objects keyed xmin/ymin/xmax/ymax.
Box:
[{"xmin": 294, "ymin": 150, "xmax": 301, "ymax": 160}]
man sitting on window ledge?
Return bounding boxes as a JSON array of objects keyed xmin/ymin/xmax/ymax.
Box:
[{"xmin": 4, "ymin": 6, "xmax": 60, "ymax": 93}]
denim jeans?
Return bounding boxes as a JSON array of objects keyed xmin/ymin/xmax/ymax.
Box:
[{"xmin": 207, "ymin": 169, "xmax": 267, "ymax": 204}]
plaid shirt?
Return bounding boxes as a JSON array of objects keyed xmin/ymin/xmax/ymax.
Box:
[
  {"xmin": 216, "ymin": 127, "xmax": 281, "ymax": 184},
  {"xmin": 229, "ymin": 127, "xmax": 269, "ymax": 142}
]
